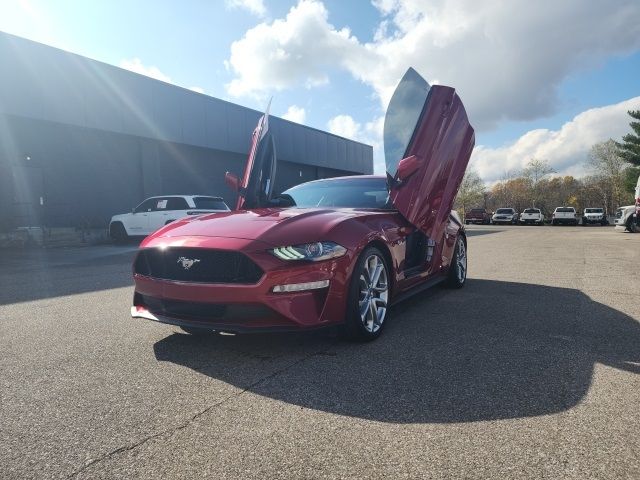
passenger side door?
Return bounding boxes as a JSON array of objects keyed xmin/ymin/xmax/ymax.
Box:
[
  {"xmin": 127, "ymin": 198, "xmax": 155, "ymax": 234},
  {"xmin": 385, "ymin": 68, "xmax": 475, "ymax": 244}
]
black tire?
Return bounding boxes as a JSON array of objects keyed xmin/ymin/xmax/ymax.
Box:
[
  {"xmin": 465, "ymin": 220, "xmax": 470, "ymax": 225},
  {"xmin": 109, "ymin": 222, "xmax": 128, "ymax": 243},
  {"xmin": 344, "ymin": 246, "xmax": 390, "ymax": 342},
  {"xmin": 180, "ymin": 326, "xmax": 216, "ymax": 335},
  {"xmin": 630, "ymin": 217, "xmax": 639, "ymax": 233},
  {"xmin": 445, "ymin": 235, "xmax": 467, "ymax": 289}
]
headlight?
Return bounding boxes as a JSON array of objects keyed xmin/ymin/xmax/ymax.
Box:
[{"xmin": 271, "ymin": 242, "xmax": 347, "ymax": 261}]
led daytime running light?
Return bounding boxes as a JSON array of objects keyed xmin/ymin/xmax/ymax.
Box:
[
  {"xmin": 273, "ymin": 246, "xmax": 305, "ymax": 259},
  {"xmin": 272, "ymin": 280, "xmax": 330, "ymax": 293}
]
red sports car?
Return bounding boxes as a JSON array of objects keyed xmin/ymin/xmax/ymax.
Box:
[{"xmin": 131, "ymin": 68, "xmax": 475, "ymax": 340}]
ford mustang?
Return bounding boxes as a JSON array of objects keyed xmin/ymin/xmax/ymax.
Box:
[{"xmin": 131, "ymin": 68, "xmax": 475, "ymax": 340}]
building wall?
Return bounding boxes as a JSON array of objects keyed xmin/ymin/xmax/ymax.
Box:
[
  {"xmin": 0, "ymin": 32, "xmax": 373, "ymax": 231},
  {"xmin": 0, "ymin": 114, "xmax": 363, "ymax": 229}
]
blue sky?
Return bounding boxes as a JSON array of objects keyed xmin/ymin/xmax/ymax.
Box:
[{"xmin": 1, "ymin": 0, "xmax": 639, "ymax": 181}]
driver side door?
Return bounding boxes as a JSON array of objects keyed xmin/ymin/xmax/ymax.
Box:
[{"xmin": 385, "ymin": 68, "xmax": 475, "ymax": 244}]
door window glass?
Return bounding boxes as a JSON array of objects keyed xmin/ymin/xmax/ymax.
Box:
[
  {"xmin": 166, "ymin": 197, "xmax": 189, "ymax": 210},
  {"xmin": 193, "ymin": 197, "xmax": 230, "ymax": 210},
  {"xmin": 134, "ymin": 198, "xmax": 156, "ymax": 213},
  {"xmin": 384, "ymin": 68, "xmax": 431, "ymax": 177}
]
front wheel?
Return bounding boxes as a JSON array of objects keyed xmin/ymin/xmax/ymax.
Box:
[
  {"xmin": 445, "ymin": 236, "xmax": 467, "ymax": 289},
  {"xmin": 110, "ymin": 222, "xmax": 128, "ymax": 243},
  {"xmin": 344, "ymin": 247, "xmax": 390, "ymax": 341}
]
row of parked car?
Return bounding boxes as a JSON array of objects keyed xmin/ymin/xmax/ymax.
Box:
[{"xmin": 464, "ymin": 206, "xmax": 612, "ymax": 226}]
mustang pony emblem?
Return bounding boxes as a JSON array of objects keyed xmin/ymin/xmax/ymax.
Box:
[{"xmin": 176, "ymin": 257, "xmax": 200, "ymax": 270}]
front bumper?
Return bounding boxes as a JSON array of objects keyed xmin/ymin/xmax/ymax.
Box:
[
  {"xmin": 520, "ymin": 217, "xmax": 543, "ymax": 223},
  {"xmin": 131, "ymin": 237, "xmax": 354, "ymax": 332},
  {"xmin": 582, "ymin": 216, "xmax": 606, "ymax": 224}
]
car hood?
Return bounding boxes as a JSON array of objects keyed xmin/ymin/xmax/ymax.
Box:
[{"xmin": 150, "ymin": 207, "xmax": 376, "ymax": 245}]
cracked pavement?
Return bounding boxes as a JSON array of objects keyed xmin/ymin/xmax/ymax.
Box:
[{"xmin": 1, "ymin": 226, "xmax": 639, "ymax": 479}]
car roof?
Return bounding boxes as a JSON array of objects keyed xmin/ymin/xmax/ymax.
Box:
[
  {"xmin": 294, "ymin": 175, "xmax": 385, "ymax": 186},
  {"xmin": 146, "ymin": 195, "xmax": 224, "ymax": 200}
]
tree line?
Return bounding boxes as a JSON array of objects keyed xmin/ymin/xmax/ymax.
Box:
[{"xmin": 456, "ymin": 110, "xmax": 640, "ymax": 216}]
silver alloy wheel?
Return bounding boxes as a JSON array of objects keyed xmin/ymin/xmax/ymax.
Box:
[
  {"xmin": 358, "ymin": 254, "xmax": 389, "ymax": 333},
  {"xmin": 456, "ymin": 238, "xmax": 467, "ymax": 283}
]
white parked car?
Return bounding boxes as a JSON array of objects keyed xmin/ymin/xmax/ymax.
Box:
[
  {"xmin": 519, "ymin": 208, "xmax": 544, "ymax": 225},
  {"xmin": 492, "ymin": 208, "xmax": 518, "ymax": 225},
  {"xmin": 551, "ymin": 206, "xmax": 577, "ymax": 225},
  {"xmin": 109, "ymin": 195, "xmax": 230, "ymax": 241},
  {"xmin": 614, "ymin": 205, "xmax": 638, "ymax": 232},
  {"xmin": 581, "ymin": 207, "xmax": 608, "ymax": 226}
]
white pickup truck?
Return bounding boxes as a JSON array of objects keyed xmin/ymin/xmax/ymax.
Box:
[
  {"xmin": 519, "ymin": 208, "xmax": 545, "ymax": 225},
  {"xmin": 581, "ymin": 208, "xmax": 608, "ymax": 226},
  {"xmin": 614, "ymin": 205, "xmax": 638, "ymax": 232},
  {"xmin": 551, "ymin": 206, "xmax": 578, "ymax": 225},
  {"xmin": 109, "ymin": 195, "xmax": 230, "ymax": 241}
]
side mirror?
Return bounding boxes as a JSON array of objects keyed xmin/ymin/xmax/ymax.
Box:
[
  {"xmin": 225, "ymin": 171, "xmax": 240, "ymax": 191},
  {"xmin": 395, "ymin": 155, "xmax": 421, "ymax": 182}
]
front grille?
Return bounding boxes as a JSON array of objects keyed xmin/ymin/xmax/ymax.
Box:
[
  {"xmin": 137, "ymin": 294, "xmax": 274, "ymax": 322},
  {"xmin": 134, "ymin": 247, "xmax": 263, "ymax": 284}
]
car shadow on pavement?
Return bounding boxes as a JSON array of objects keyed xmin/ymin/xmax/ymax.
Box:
[
  {"xmin": 0, "ymin": 243, "xmax": 140, "ymax": 305},
  {"xmin": 153, "ymin": 279, "xmax": 640, "ymax": 423},
  {"xmin": 464, "ymin": 228, "xmax": 506, "ymax": 237}
]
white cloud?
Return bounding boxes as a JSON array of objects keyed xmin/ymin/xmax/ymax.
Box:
[
  {"xmin": 225, "ymin": 0, "xmax": 640, "ymax": 130},
  {"xmin": 119, "ymin": 58, "xmax": 172, "ymax": 83},
  {"xmin": 226, "ymin": 0, "xmax": 267, "ymax": 17},
  {"xmin": 225, "ymin": 0, "xmax": 366, "ymax": 97},
  {"xmin": 328, "ymin": 114, "xmax": 386, "ymax": 173},
  {"xmin": 281, "ymin": 105, "xmax": 306, "ymax": 123},
  {"xmin": 471, "ymin": 96, "xmax": 640, "ymax": 183},
  {"xmin": 327, "ymin": 114, "xmax": 361, "ymax": 139}
]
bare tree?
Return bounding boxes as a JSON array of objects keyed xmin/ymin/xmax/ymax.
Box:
[
  {"xmin": 455, "ymin": 168, "xmax": 486, "ymax": 218},
  {"xmin": 587, "ymin": 139, "xmax": 630, "ymax": 209},
  {"xmin": 522, "ymin": 158, "xmax": 555, "ymax": 207}
]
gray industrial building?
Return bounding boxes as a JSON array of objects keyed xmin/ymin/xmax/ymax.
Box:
[{"xmin": 0, "ymin": 32, "xmax": 373, "ymax": 232}]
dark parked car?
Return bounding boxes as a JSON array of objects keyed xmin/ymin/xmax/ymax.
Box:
[{"xmin": 464, "ymin": 208, "xmax": 491, "ymax": 225}]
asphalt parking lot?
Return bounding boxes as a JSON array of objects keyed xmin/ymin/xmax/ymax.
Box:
[{"xmin": 1, "ymin": 225, "xmax": 639, "ymax": 479}]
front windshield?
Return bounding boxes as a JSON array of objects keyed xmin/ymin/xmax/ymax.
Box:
[
  {"xmin": 523, "ymin": 209, "xmax": 540, "ymax": 213},
  {"xmin": 496, "ymin": 208, "xmax": 513, "ymax": 214},
  {"xmin": 585, "ymin": 208, "xmax": 603, "ymax": 213},
  {"xmin": 282, "ymin": 178, "xmax": 391, "ymax": 209}
]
